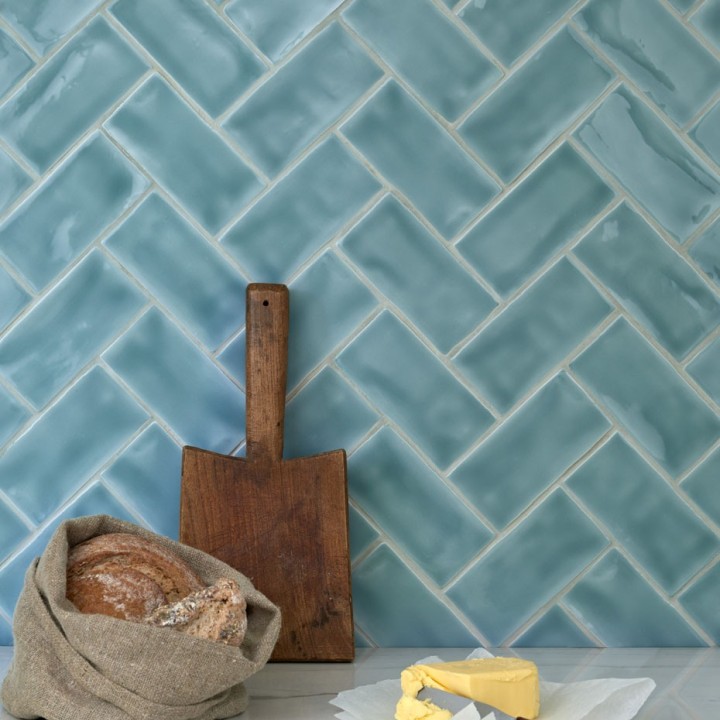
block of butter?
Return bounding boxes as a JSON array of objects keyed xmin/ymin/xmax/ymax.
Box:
[{"xmin": 396, "ymin": 657, "xmax": 540, "ymax": 720}]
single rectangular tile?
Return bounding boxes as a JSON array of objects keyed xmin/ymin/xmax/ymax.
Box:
[
  {"xmin": 692, "ymin": 0, "xmax": 720, "ymax": 49},
  {"xmin": 0, "ymin": 18, "xmax": 147, "ymax": 172},
  {"xmin": 457, "ymin": 144, "xmax": 614, "ymax": 297},
  {"xmin": 221, "ymin": 137, "xmax": 378, "ymax": 280},
  {"xmin": 336, "ymin": 311, "xmax": 494, "ymax": 469},
  {"xmin": 576, "ymin": 0, "xmax": 720, "ymax": 125},
  {"xmin": 0, "ymin": 26, "xmax": 33, "ymax": 98},
  {"xmin": 687, "ymin": 334, "xmax": 720, "ymax": 405},
  {"xmin": 340, "ymin": 195, "xmax": 497, "ymax": 353},
  {"xmin": 0, "ymin": 147, "xmax": 31, "ymax": 214},
  {"xmin": 0, "ymin": 612, "xmax": 11, "ymax": 645},
  {"xmin": 284, "ymin": 367, "xmax": 378, "ymax": 459},
  {"xmin": 459, "ymin": 0, "xmax": 577, "ymax": 66},
  {"xmin": 350, "ymin": 427, "xmax": 493, "ymax": 586},
  {"xmin": 348, "ymin": 505, "xmax": 378, "ymax": 562},
  {"xmin": 223, "ymin": 23, "xmax": 380, "ymax": 177},
  {"xmin": 110, "ymin": 0, "xmax": 265, "ymax": 117},
  {"xmin": 225, "ymin": 0, "xmax": 343, "ymax": 61},
  {"xmin": 682, "ymin": 445, "xmax": 720, "ymax": 528},
  {"xmin": 0, "ymin": 133, "xmax": 149, "ymax": 290},
  {"xmin": 0, "ymin": 250, "xmax": 145, "ymax": 408},
  {"xmin": 0, "ymin": 383, "xmax": 28, "ymax": 449},
  {"xmin": 575, "ymin": 87, "xmax": 720, "ymax": 241},
  {"xmin": 0, "ymin": 265, "xmax": 29, "ymax": 332},
  {"xmin": 679, "ymin": 562, "xmax": 720, "ymax": 643},
  {"xmin": 286, "ymin": 251, "xmax": 376, "ymax": 389},
  {"xmin": 342, "ymin": 81, "xmax": 499, "ymax": 238},
  {"xmin": 459, "ymin": 28, "xmax": 613, "ymax": 181},
  {"xmin": 451, "ymin": 373, "xmax": 610, "ymax": 527},
  {"xmin": 455, "ymin": 259, "xmax": 611, "ymax": 411},
  {"xmin": 343, "ymin": 0, "xmax": 500, "ymax": 120},
  {"xmin": 512, "ymin": 606, "xmax": 595, "ymax": 648},
  {"xmin": 568, "ymin": 435, "xmax": 720, "ymax": 593},
  {"xmin": 575, "ymin": 203, "xmax": 720, "ymax": 358},
  {"xmin": 564, "ymin": 550, "xmax": 705, "ymax": 646},
  {"xmin": 352, "ymin": 544, "xmax": 477, "ymax": 646},
  {"xmin": 103, "ymin": 308, "xmax": 245, "ymax": 453},
  {"xmin": 448, "ymin": 490, "xmax": 608, "ymax": 645},
  {"xmin": 105, "ymin": 77, "xmax": 262, "ymax": 234},
  {"xmin": 572, "ymin": 318, "xmax": 720, "ymax": 475},
  {"xmin": 690, "ymin": 100, "xmax": 720, "ymax": 167},
  {"xmin": 689, "ymin": 215, "xmax": 720, "ymax": 286},
  {"xmin": 0, "ymin": 367, "xmax": 147, "ymax": 523},
  {"xmin": 103, "ymin": 193, "xmax": 246, "ymax": 350}
]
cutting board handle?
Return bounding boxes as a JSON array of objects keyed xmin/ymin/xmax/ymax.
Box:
[{"xmin": 245, "ymin": 283, "xmax": 289, "ymax": 464}]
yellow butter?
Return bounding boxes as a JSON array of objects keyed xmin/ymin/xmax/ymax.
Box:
[{"xmin": 396, "ymin": 657, "xmax": 540, "ymax": 720}]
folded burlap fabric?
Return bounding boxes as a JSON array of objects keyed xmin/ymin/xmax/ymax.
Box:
[{"xmin": 1, "ymin": 514, "xmax": 281, "ymax": 720}]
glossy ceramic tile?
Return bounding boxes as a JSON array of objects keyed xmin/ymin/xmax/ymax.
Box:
[
  {"xmin": 286, "ymin": 252, "xmax": 376, "ymax": 389},
  {"xmin": 0, "ymin": 18, "xmax": 147, "ymax": 172},
  {"xmin": 689, "ymin": 216, "xmax": 720, "ymax": 286},
  {"xmin": 102, "ymin": 424, "xmax": 182, "ymax": 540},
  {"xmin": 0, "ymin": 384, "xmax": 28, "ymax": 449},
  {"xmin": 575, "ymin": 203, "xmax": 720, "ymax": 358},
  {"xmin": 457, "ymin": 144, "xmax": 614, "ymax": 296},
  {"xmin": 103, "ymin": 308, "xmax": 245, "ymax": 453},
  {"xmin": 575, "ymin": 86, "xmax": 720, "ymax": 241},
  {"xmin": 110, "ymin": 0, "xmax": 264, "ymax": 118},
  {"xmin": 0, "ymin": 615, "xmax": 10, "ymax": 645},
  {"xmin": 342, "ymin": 81, "xmax": 499, "ymax": 238},
  {"xmin": 0, "ymin": 133, "xmax": 148, "ymax": 290},
  {"xmin": 451, "ymin": 373, "xmax": 610, "ymax": 528},
  {"xmin": 692, "ymin": 0, "xmax": 720, "ymax": 49},
  {"xmin": 105, "ymin": 77, "xmax": 262, "ymax": 234},
  {"xmin": 223, "ymin": 23, "xmax": 381, "ymax": 177},
  {"xmin": 103, "ymin": 193, "xmax": 246, "ymax": 350},
  {"xmin": 458, "ymin": 29, "xmax": 613, "ymax": 181},
  {"xmin": 221, "ymin": 137, "xmax": 378, "ymax": 280},
  {"xmin": 682, "ymin": 445, "xmax": 720, "ymax": 528},
  {"xmin": 0, "ymin": 27, "xmax": 32, "ymax": 99},
  {"xmin": 224, "ymin": 0, "xmax": 343, "ymax": 61},
  {"xmin": 0, "ymin": 148, "xmax": 31, "ymax": 215},
  {"xmin": 512, "ymin": 606, "xmax": 595, "ymax": 648},
  {"xmin": 454, "ymin": 259, "xmax": 611, "ymax": 411},
  {"xmin": 679, "ymin": 563, "xmax": 720, "ymax": 643},
  {"xmin": 0, "ymin": 250, "xmax": 144, "ymax": 408},
  {"xmin": 217, "ymin": 330, "xmax": 246, "ymax": 388},
  {"xmin": 0, "ymin": 265, "xmax": 29, "ymax": 333},
  {"xmin": 567, "ymin": 434, "xmax": 720, "ymax": 593},
  {"xmin": 283, "ymin": 367, "xmax": 378, "ymax": 459},
  {"xmin": 572, "ymin": 318, "xmax": 720, "ymax": 475},
  {"xmin": 343, "ymin": 0, "xmax": 500, "ymax": 121},
  {"xmin": 352, "ymin": 544, "xmax": 477, "ymax": 646},
  {"xmin": 341, "ymin": 195, "xmax": 496, "ymax": 353},
  {"xmin": 349, "ymin": 427, "xmax": 493, "ymax": 585},
  {"xmin": 690, "ymin": 99, "xmax": 720, "ymax": 166},
  {"xmin": 337, "ymin": 311, "xmax": 494, "ymax": 469},
  {"xmin": 563, "ymin": 551, "xmax": 705, "ymax": 646},
  {"xmin": 668, "ymin": 0, "xmax": 696, "ymax": 10},
  {"xmin": 448, "ymin": 490, "xmax": 608, "ymax": 645},
  {"xmin": 0, "ymin": 367, "xmax": 147, "ymax": 523},
  {"xmin": 458, "ymin": 0, "xmax": 577, "ymax": 66},
  {"xmin": 687, "ymin": 334, "xmax": 720, "ymax": 405},
  {"xmin": 576, "ymin": 0, "xmax": 720, "ymax": 125},
  {"xmin": 348, "ymin": 505, "xmax": 378, "ymax": 562}
]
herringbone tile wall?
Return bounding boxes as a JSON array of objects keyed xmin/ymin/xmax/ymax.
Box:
[{"xmin": 0, "ymin": 0, "xmax": 719, "ymax": 648}]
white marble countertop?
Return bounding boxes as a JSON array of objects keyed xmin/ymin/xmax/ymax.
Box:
[{"xmin": 1, "ymin": 646, "xmax": 718, "ymax": 719}]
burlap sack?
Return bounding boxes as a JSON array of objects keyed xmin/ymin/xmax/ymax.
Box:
[{"xmin": 1, "ymin": 514, "xmax": 281, "ymax": 720}]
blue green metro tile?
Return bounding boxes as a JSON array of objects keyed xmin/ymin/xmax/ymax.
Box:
[
  {"xmin": 284, "ymin": 367, "xmax": 378, "ymax": 459},
  {"xmin": 458, "ymin": 28, "xmax": 613, "ymax": 181},
  {"xmin": 451, "ymin": 373, "xmax": 609, "ymax": 528},
  {"xmin": 336, "ymin": 311, "xmax": 494, "ymax": 470},
  {"xmin": 0, "ymin": 613, "xmax": 11, "ymax": 645},
  {"xmin": 342, "ymin": 81, "xmax": 499, "ymax": 238},
  {"xmin": 692, "ymin": 0, "xmax": 720, "ymax": 50},
  {"xmin": 564, "ymin": 550, "xmax": 705, "ymax": 646},
  {"xmin": 690, "ymin": 100, "xmax": 720, "ymax": 167},
  {"xmin": 0, "ymin": 17, "xmax": 147, "ymax": 172},
  {"xmin": 688, "ymin": 335, "xmax": 720, "ymax": 406},
  {"xmin": 105, "ymin": 77, "xmax": 262, "ymax": 234},
  {"xmin": 447, "ymin": 490, "xmax": 608, "ymax": 646},
  {"xmin": 0, "ymin": 27, "xmax": 32, "ymax": 99},
  {"xmin": 0, "ymin": 133, "xmax": 149, "ymax": 291},
  {"xmin": 572, "ymin": 318, "xmax": 720, "ymax": 475},
  {"xmin": 0, "ymin": 500, "xmax": 28, "ymax": 565},
  {"xmin": 348, "ymin": 505, "xmax": 378, "ymax": 563},
  {"xmin": 353, "ymin": 628, "xmax": 372, "ymax": 648},
  {"xmin": 352, "ymin": 544, "xmax": 477, "ymax": 646},
  {"xmin": 679, "ymin": 562, "xmax": 720, "ymax": 643},
  {"xmin": 223, "ymin": 23, "xmax": 381, "ymax": 177},
  {"xmin": 0, "ymin": 250, "xmax": 145, "ymax": 409},
  {"xmin": 575, "ymin": 203, "xmax": 720, "ymax": 358},
  {"xmin": 567, "ymin": 434, "xmax": 720, "ymax": 593},
  {"xmin": 576, "ymin": 0, "xmax": 720, "ymax": 125},
  {"xmin": 0, "ymin": 265, "xmax": 29, "ymax": 333},
  {"xmin": 456, "ymin": 144, "xmax": 614, "ymax": 297},
  {"xmin": 0, "ymin": 367, "xmax": 147, "ymax": 524},
  {"xmin": 512, "ymin": 606, "xmax": 595, "ymax": 648},
  {"xmin": 454, "ymin": 258, "xmax": 611, "ymax": 412},
  {"xmin": 221, "ymin": 137, "xmax": 379, "ymax": 281},
  {"xmin": 350, "ymin": 427, "xmax": 493, "ymax": 586},
  {"xmin": 575, "ymin": 86, "xmax": 720, "ymax": 241},
  {"xmin": 0, "ymin": 147, "xmax": 31, "ymax": 215},
  {"xmin": 0, "ymin": 384, "xmax": 28, "ymax": 449},
  {"xmin": 343, "ymin": 0, "xmax": 500, "ymax": 121},
  {"xmin": 682, "ymin": 445, "xmax": 720, "ymax": 528},
  {"xmin": 104, "ymin": 193, "xmax": 246, "ymax": 351},
  {"xmin": 103, "ymin": 424, "xmax": 182, "ymax": 540},
  {"xmin": 689, "ymin": 216, "xmax": 720, "ymax": 286},
  {"xmin": 218, "ymin": 330, "xmax": 245, "ymax": 389},
  {"xmin": 340, "ymin": 195, "xmax": 496, "ymax": 353},
  {"xmin": 667, "ymin": 0, "xmax": 696, "ymax": 10}
]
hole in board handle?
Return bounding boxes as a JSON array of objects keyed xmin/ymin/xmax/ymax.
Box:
[{"xmin": 263, "ymin": 300, "xmax": 269, "ymax": 306}]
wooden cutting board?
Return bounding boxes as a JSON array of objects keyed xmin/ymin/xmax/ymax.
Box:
[{"xmin": 179, "ymin": 283, "xmax": 354, "ymax": 662}]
